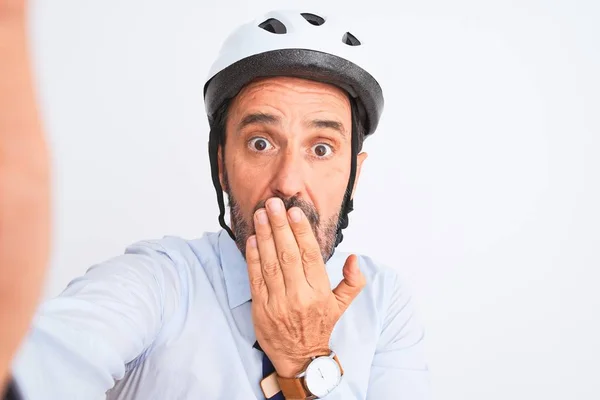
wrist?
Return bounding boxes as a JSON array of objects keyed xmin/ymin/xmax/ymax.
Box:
[
  {"xmin": 276, "ymin": 358, "xmax": 311, "ymax": 378},
  {"xmin": 276, "ymin": 348, "xmax": 331, "ymax": 378}
]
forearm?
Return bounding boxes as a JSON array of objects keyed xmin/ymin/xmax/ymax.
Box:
[
  {"xmin": 0, "ymin": 0, "xmax": 50, "ymax": 388},
  {"xmin": 10, "ymin": 241, "xmax": 183, "ymax": 399}
]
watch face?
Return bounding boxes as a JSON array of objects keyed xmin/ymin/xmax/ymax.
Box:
[{"xmin": 304, "ymin": 356, "xmax": 342, "ymax": 397}]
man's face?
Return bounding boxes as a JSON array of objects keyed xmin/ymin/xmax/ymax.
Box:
[{"xmin": 218, "ymin": 76, "xmax": 367, "ymax": 261}]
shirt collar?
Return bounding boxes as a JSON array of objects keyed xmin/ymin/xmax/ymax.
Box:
[{"xmin": 217, "ymin": 229, "xmax": 348, "ymax": 310}]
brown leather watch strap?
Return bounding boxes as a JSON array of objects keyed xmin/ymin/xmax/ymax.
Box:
[
  {"xmin": 275, "ymin": 354, "xmax": 343, "ymax": 400},
  {"xmin": 260, "ymin": 372, "xmax": 282, "ymax": 399},
  {"xmin": 276, "ymin": 375, "xmax": 313, "ymax": 400}
]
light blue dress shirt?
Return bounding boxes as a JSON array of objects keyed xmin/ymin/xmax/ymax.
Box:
[{"xmin": 12, "ymin": 229, "xmax": 431, "ymax": 399}]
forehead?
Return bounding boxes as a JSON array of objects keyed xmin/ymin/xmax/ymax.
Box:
[{"xmin": 228, "ymin": 76, "xmax": 351, "ymax": 117}]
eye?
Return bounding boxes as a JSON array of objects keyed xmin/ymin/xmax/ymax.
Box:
[
  {"xmin": 248, "ymin": 137, "xmax": 273, "ymax": 152},
  {"xmin": 311, "ymin": 143, "xmax": 333, "ymax": 158}
]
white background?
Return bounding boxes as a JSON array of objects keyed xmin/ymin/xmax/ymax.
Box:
[{"xmin": 28, "ymin": 0, "xmax": 599, "ymax": 399}]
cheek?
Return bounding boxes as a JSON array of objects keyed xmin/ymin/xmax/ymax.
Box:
[
  {"xmin": 308, "ymin": 158, "xmax": 352, "ymax": 215},
  {"xmin": 226, "ymin": 154, "xmax": 271, "ymax": 211}
]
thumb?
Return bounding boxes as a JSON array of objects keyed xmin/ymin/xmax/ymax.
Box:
[{"xmin": 332, "ymin": 254, "xmax": 366, "ymax": 314}]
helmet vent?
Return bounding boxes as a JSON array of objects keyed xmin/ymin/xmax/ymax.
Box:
[
  {"xmin": 342, "ymin": 32, "xmax": 361, "ymax": 46},
  {"xmin": 301, "ymin": 13, "xmax": 325, "ymax": 26},
  {"xmin": 258, "ymin": 18, "xmax": 287, "ymax": 34}
]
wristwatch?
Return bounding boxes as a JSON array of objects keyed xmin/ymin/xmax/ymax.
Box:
[{"xmin": 276, "ymin": 351, "xmax": 344, "ymax": 399}]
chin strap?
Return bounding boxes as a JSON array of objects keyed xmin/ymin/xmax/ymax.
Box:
[
  {"xmin": 333, "ymin": 100, "xmax": 360, "ymax": 249},
  {"xmin": 208, "ymin": 122, "xmax": 236, "ymax": 242}
]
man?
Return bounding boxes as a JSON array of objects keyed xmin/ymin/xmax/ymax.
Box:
[
  {"xmin": 0, "ymin": 1, "xmax": 52, "ymax": 398},
  {"xmin": 9, "ymin": 9, "xmax": 430, "ymax": 399}
]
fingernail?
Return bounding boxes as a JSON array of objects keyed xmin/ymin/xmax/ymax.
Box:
[
  {"xmin": 289, "ymin": 208, "xmax": 302, "ymax": 223},
  {"xmin": 267, "ymin": 198, "xmax": 282, "ymax": 213},
  {"xmin": 256, "ymin": 210, "xmax": 268, "ymax": 225},
  {"xmin": 248, "ymin": 236, "xmax": 257, "ymax": 248}
]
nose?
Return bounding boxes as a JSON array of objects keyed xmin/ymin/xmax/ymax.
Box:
[{"xmin": 270, "ymin": 150, "xmax": 304, "ymax": 200}]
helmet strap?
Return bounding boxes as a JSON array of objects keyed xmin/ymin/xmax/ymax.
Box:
[
  {"xmin": 333, "ymin": 98, "xmax": 360, "ymax": 250},
  {"xmin": 208, "ymin": 125, "xmax": 236, "ymax": 242}
]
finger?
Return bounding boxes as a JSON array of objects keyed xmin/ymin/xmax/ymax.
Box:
[
  {"xmin": 254, "ymin": 208, "xmax": 285, "ymax": 297},
  {"xmin": 332, "ymin": 255, "xmax": 366, "ymax": 314},
  {"xmin": 265, "ymin": 198, "xmax": 307, "ymax": 292},
  {"xmin": 245, "ymin": 235, "xmax": 268, "ymax": 302},
  {"xmin": 287, "ymin": 206, "xmax": 328, "ymax": 290}
]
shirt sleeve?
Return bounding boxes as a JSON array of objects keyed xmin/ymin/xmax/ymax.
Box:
[
  {"xmin": 10, "ymin": 240, "xmax": 183, "ymax": 400},
  {"xmin": 323, "ymin": 270, "xmax": 432, "ymax": 400}
]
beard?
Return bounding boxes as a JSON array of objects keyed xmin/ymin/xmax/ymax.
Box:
[{"xmin": 223, "ymin": 171, "xmax": 341, "ymax": 263}]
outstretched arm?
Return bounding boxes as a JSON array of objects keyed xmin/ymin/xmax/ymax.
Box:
[{"xmin": 0, "ymin": 0, "xmax": 51, "ymax": 391}]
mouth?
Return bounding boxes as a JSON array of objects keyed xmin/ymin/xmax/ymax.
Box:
[{"xmin": 252, "ymin": 196, "xmax": 320, "ymax": 228}]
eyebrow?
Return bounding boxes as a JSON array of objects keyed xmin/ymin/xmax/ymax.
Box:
[
  {"xmin": 237, "ymin": 113, "xmax": 281, "ymax": 131},
  {"xmin": 237, "ymin": 112, "xmax": 347, "ymax": 138},
  {"xmin": 308, "ymin": 119, "xmax": 346, "ymax": 138}
]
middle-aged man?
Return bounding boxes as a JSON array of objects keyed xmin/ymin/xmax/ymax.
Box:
[{"xmin": 9, "ymin": 9, "xmax": 431, "ymax": 400}]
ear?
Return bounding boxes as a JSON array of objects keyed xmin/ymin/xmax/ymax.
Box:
[
  {"xmin": 351, "ymin": 152, "xmax": 368, "ymax": 199},
  {"xmin": 218, "ymin": 145, "xmax": 227, "ymax": 191}
]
